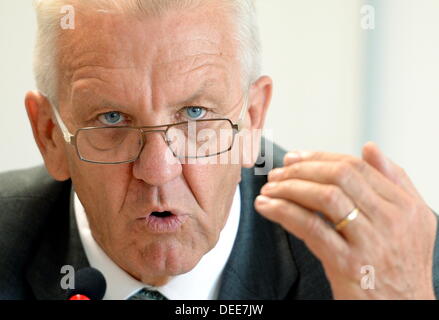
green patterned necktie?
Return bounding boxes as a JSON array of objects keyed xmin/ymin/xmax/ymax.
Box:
[{"xmin": 127, "ymin": 288, "xmax": 168, "ymax": 300}]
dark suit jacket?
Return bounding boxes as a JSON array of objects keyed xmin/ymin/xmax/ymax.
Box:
[{"xmin": 1, "ymin": 142, "xmax": 438, "ymax": 300}]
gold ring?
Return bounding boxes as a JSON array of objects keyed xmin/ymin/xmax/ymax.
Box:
[{"xmin": 335, "ymin": 208, "xmax": 360, "ymax": 231}]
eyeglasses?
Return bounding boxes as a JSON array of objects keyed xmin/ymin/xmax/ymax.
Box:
[{"xmin": 50, "ymin": 94, "xmax": 248, "ymax": 164}]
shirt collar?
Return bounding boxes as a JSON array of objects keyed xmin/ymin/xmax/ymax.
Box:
[{"xmin": 74, "ymin": 186, "xmax": 240, "ymax": 300}]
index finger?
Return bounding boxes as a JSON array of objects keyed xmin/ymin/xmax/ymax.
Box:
[
  {"xmin": 281, "ymin": 150, "xmax": 406, "ymax": 204},
  {"xmin": 284, "ymin": 151, "xmax": 357, "ymax": 166}
]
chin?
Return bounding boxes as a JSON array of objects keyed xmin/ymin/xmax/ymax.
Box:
[{"xmin": 135, "ymin": 240, "xmax": 204, "ymax": 282}]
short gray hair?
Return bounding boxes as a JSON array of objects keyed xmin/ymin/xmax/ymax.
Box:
[{"xmin": 33, "ymin": 0, "xmax": 262, "ymax": 104}]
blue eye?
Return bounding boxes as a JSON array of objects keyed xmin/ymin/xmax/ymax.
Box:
[
  {"xmin": 185, "ymin": 107, "xmax": 206, "ymax": 120},
  {"xmin": 98, "ymin": 112, "xmax": 125, "ymax": 125}
]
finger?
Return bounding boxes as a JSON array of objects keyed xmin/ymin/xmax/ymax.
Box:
[
  {"xmin": 254, "ymin": 195, "xmax": 349, "ymax": 260},
  {"xmin": 284, "ymin": 150, "xmax": 352, "ymax": 166},
  {"xmin": 261, "ymin": 179, "xmax": 355, "ymax": 223},
  {"xmin": 260, "ymin": 179, "xmax": 372, "ymax": 242},
  {"xmin": 361, "ymin": 142, "xmax": 390, "ymax": 180},
  {"xmin": 280, "ymin": 151, "xmax": 402, "ymax": 203},
  {"xmin": 362, "ymin": 142, "xmax": 421, "ymax": 197},
  {"xmin": 268, "ymin": 160, "xmax": 395, "ymax": 216}
]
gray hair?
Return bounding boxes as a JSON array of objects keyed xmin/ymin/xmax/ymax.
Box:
[{"xmin": 33, "ymin": 0, "xmax": 262, "ymax": 104}]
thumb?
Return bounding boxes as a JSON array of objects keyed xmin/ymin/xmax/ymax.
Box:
[
  {"xmin": 362, "ymin": 142, "xmax": 418, "ymax": 195},
  {"xmin": 362, "ymin": 142, "xmax": 394, "ymax": 181}
]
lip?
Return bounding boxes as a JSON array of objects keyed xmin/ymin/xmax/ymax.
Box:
[
  {"xmin": 136, "ymin": 208, "xmax": 189, "ymax": 234},
  {"xmin": 137, "ymin": 214, "xmax": 188, "ymax": 233}
]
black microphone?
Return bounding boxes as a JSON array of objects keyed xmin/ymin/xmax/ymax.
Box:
[{"xmin": 66, "ymin": 267, "xmax": 107, "ymax": 300}]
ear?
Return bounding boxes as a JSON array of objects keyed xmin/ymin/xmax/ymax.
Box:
[
  {"xmin": 241, "ymin": 75, "xmax": 273, "ymax": 168},
  {"xmin": 247, "ymin": 75, "xmax": 273, "ymax": 131},
  {"xmin": 25, "ymin": 91, "xmax": 71, "ymax": 181}
]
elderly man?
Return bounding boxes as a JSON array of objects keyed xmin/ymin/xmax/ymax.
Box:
[{"xmin": 0, "ymin": 0, "xmax": 438, "ymax": 300}]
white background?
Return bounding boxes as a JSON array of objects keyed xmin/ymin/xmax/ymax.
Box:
[{"xmin": 1, "ymin": 0, "xmax": 438, "ymax": 210}]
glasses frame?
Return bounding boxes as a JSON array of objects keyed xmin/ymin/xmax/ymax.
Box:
[{"xmin": 49, "ymin": 93, "xmax": 249, "ymax": 164}]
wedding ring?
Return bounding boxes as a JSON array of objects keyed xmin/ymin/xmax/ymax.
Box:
[{"xmin": 335, "ymin": 207, "xmax": 360, "ymax": 231}]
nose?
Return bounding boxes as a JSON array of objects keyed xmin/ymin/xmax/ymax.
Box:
[{"xmin": 132, "ymin": 130, "xmax": 182, "ymax": 186}]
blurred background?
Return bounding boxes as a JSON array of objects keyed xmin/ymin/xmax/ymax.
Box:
[{"xmin": 1, "ymin": 0, "xmax": 438, "ymax": 210}]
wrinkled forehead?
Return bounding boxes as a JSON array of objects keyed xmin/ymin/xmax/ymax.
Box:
[{"xmin": 58, "ymin": 5, "xmax": 240, "ymax": 86}]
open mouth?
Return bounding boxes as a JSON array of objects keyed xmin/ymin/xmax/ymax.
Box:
[
  {"xmin": 150, "ymin": 211, "xmax": 174, "ymax": 218},
  {"xmin": 137, "ymin": 210, "xmax": 188, "ymax": 233}
]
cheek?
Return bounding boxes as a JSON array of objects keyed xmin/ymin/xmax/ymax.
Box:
[
  {"xmin": 69, "ymin": 161, "xmax": 133, "ymax": 228},
  {"xmin": 182, "ymin": 163, "xmax": 241, "ymax": 225}
]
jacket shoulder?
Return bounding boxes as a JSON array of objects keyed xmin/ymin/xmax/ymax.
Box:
[
  {"xmin": 0, "ymin": 166, "xmax": 63, "ymax": 199},
  {"xmin": 0, "ymin": 166, "xmax": 69, "ymax": 299}
]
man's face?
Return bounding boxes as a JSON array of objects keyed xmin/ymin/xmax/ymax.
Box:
[{"xmin": 57, "ymin": 4, "xmax": 247, "ymax": 285}]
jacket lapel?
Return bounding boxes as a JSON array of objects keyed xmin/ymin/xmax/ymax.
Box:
[
  {"xmin": 26, "ymin": 182, "xmax": 89, "ymax": 300},
  {"xmin": 217, "ymin": 167, "xmax": 298, "ymax": 299}
]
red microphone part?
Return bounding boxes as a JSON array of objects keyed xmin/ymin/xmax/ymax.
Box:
[{"xmin": 69, "ymin": 294, "xmax": 91, "ymax": 300}]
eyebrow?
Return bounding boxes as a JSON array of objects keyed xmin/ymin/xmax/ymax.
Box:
[
  {"xmin": 172, "ymin": 79, "xmax": 227, "ymax": 107},
  {"xmin": 71, "ymin": 78, "xmax": 228, "ymax": 118},
  {"xmin": 72, "ymin": 96, "xmax": 127, "ymax": 119},
  {"xmin": 175, "ymin": 90, "xmax": 223, "ymax": 107}
]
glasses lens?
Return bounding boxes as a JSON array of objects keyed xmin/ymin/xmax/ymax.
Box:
[
  {"xmin": 76, "ymin": 127, "xmax": 141, "ymax": 163},
  {"xmin": 166, "ymin": 120, "xmax": 235, "ymax": 158}
]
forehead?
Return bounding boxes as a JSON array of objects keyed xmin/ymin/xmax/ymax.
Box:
[{"xmin": 59, "ymin": 4, "xmax": 240, "ymax": 89}]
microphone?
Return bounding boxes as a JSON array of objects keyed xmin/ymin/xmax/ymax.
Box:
[{"xmin": 66, "ymin": 267, "xmax": 107, "ymax": 300}]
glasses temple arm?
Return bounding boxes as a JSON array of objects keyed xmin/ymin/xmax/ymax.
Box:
[
  {"xmin": 51, "ymin": 103, "xmax": 74, "ymax": 144},
  {"xmin": 236, "ymin": 92, "xmax": 250, "ymax": 132}
]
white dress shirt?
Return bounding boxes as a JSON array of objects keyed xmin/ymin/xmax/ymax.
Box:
[{"xmin": 74, "ymin": 186, "xmax": 241, "ymax": 300}]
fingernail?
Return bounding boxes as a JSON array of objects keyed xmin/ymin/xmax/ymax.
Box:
[
  {"xmin": 261, "ymin": 182, "xmax": 277, "ymax": 194},
  {"xmin": 268, "ymin": 168, "xmax": 284, "ymax": 181},
  {"xmin": 284, "ymin": 152, "xmax": 300, "ymax": 165},
  {"xmin": 255, "ymin": 195, "xmax": 271, "ymax": 206}
]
